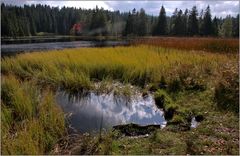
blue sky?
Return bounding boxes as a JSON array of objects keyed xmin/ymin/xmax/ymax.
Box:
[{"xmin": 2, "ymin": 1, "xmax": 239, "ymax": 17}]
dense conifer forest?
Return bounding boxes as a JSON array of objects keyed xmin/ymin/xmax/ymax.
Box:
[{"xmin": 1, "ymin": 3, "xmax": 239, "ymax": 38}]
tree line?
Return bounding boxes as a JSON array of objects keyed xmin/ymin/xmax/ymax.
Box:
[{"xmin": 1, "ymin": 3, "xmax": 239, "ymax": 38}]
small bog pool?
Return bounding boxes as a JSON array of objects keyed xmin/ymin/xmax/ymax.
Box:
[{"xmin": 56, "ymin": 91, "xmax": 166, "ymax": 133}]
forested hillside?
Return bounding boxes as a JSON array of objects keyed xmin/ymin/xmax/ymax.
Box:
[{"xmin": 1, "ymin": 3, "xmax": 239, "ymax": 37}]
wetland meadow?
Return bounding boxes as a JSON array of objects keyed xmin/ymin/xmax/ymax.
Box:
[{"xmin": 1, "ymin": 1, "xmax": 239, "ymax": 155}]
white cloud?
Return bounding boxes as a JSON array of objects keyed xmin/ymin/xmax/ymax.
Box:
[
  {"xmin": 1, "ymin": 0, "xmax": 239, "ymax": 17},
  {"xmin": 34, "ymin": 1, "xmax": 113, "ymax": 10}
]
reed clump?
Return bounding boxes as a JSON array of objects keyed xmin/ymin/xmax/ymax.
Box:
[
  {"xmin": 1, "ymin": 76, "xmax": 65, "ymax": 155},
  {"xmin": 2, "ymin": 45, "xmax": 235, "ymax": 92}
]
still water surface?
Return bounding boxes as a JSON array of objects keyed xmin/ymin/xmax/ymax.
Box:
[
  {"xmin": 1, "ymin": 40, "xmax": 129, "ymax": 56},
  {"xmin": 56, "ymin": 91, "xmax": 166, "ymax": 133}
]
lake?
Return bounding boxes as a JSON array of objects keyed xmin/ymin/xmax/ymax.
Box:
[{"xmin": 1, "ymin": 39, "xmax": 129, "ymax": 56}]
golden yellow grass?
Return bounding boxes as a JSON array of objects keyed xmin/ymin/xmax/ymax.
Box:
[
  {"xmin": 2, "ymin": 45, "xmax": 237, "ymax": 90},
  {"xmin": 1, "ymin": 76, "xmax": 65, "ymax": 154}
]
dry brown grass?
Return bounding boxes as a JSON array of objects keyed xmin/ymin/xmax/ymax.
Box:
[{"xmin": 132, "ymin": 37, "xmax": 239, "ymax": 53}]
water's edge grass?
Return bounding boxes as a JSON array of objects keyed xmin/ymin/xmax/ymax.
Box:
[{"xmin": 1, "ymin": 45, "xmax": 238, "ymax": 154}]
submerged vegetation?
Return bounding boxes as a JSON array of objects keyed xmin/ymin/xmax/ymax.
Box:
[{"xmin": 1, "ymin": 40, "xmax": 239, "ymax": 154}]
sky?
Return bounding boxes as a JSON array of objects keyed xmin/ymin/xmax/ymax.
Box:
[{"xmin": 1, "ymin": 0, "xmax": 239, "ymax": 18}]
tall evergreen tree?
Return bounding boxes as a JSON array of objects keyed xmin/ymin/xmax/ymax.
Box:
[
  {"xmin": 170, "ymin": 8, "xmax": 178, "ymax": 35},
  {"xmin": 198, "ymin": 9, "xmax": 204, "ymax": 36},
  {"xmin": 212, "ymin": 16, "xmax": 219, "ymax": 36},
  {"xmin": 182, "ymin": 9, "xmax": 189, "ymax": 35},
  {"xmin": 232, "ymin": 14, "xmax": 239, "ymax": 37},
  {"xmin": 90, "ymin": 6, "xmax": 108, "ymax": 36},
  {"xmin": 124, "ymin": 12, "xmax": 134, "ymax": 36},
  {"xmin": 138, "ymin": 8, "xmax": 147, "ymax": 36},
  {"xmin": 153, "ymin": 5, "xmax": 167, "ymax": 35},
  {"xmin": 202, "ymin": 5, "xmax": 213, "ymax": 36},
  {"xmin": 188, "ymin": 6, "xmax": 199, "ymax": 36},
  {"xmin": 171, "ymin": 8, "xmax": 185, "ymax": 36},
  {"xmin": 175, "ymin": 9, "xmax": 184, "ymax": 36}
]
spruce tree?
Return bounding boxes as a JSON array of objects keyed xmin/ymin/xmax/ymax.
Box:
[
  {"xmin": 183, "ymin": 9, "xmax": 189, "ymax": 35},
  {"xmin": 155, "ymin": 5, "xmax": 167, "ymax": 35},
  {"xmin": 124, "ymin": 12, "xmax": 134, "ymax": 36},
  {"xmin": 212, "ymin": 16, "xmax": 218, "ymax": 36},
  {"xmin": 188, "ymin": 6, "xmax": 199, "ymax": 36},
  {"xmin": 203, "ymin": 5, "xmax": 213, "ymax": 36},
  {"xmin": 232, "ymin": 14, "xmax": 239, "ymax": 37},
  {"xmin": 138, "ymin": 8, "xmax": 147, "ymax": 36}
]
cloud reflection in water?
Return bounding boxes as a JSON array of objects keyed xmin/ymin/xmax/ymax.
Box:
[{"xmin": 56, "ymin": 91, "xmax": 166, "ymax": 133}]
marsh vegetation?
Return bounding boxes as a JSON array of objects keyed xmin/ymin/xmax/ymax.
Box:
[
  {"xmin": 1, "ymin": 37, "xmax": 239, "ymax": 154},
  {"xmin": 1, "ymin": 0, "xmax": 239, "ymax": 154}
]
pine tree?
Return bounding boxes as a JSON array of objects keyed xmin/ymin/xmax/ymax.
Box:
[
  {"xmin": 138, "ymin": 8, "xmax": 147, "ymax": 36},
  {"xmin": 154, "ymin": 5, "xmax": 167, "ymax": 35},
  {"xmin": 171, "ymin": 9, "xmax": 185, "ymax": 36},
  {"xmin": 188, "ymin": 6, "xmax": 199, "ymax": 36},
  {"xmin": 170, "ymin": 8, "xmax": 178, "ymax": 35},
  {"xmin": 198, "ymin": 9, "xmax": 204, "ymax": 36},
  {"xmin": 202, "ymin": 5, "xmax": 213, "ymax": 36},
  {"xmin": 1, "ymin": 3, "xmax": 237, "ymax": 38},
  {"xmin": 232, "ymin": 14, "xmax": 239, "ymax": 37},
  {"xmin": 175, "ymin": 9, "xmax": 184, "ymax": 36},
  {"xmin": 90, "ymin": 6, "xmax": 108, "ymax": 36},
  {"xmin": 212, "ymin": 16, "xmax": 218, "ymax": 36},
  {"xmin": 124, "ymin": 12, "xmax": 133, "ymax": 36},
  {"xmin": 182, "ymin": 9, "xmax": 189, "ymax": 35}
]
